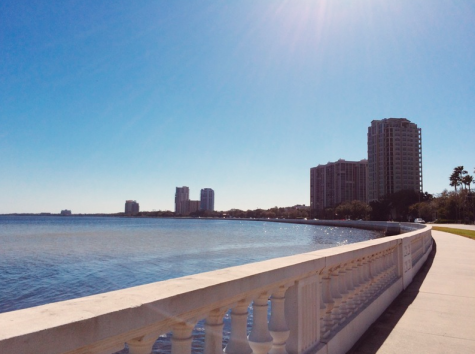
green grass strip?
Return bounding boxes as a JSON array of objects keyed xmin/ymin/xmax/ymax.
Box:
[{"xmin": 432, "ymin": 226, "xmax": 475, "ymax": 240}]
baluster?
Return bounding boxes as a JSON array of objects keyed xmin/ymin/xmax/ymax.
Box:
[
  {"xmin": 351, "ymin": 260, "xmax": 362, "ymax": 312},
  {"xmin": 269, "ymin": 286, "xmax": 290, "ymax": 354},
  {"xmin": 383, "ymin": 249, "xmax": 392, "ymax": 286},
  {"xmin": 224, "ymin": 300, "xmax": 252, "ymax": 354},
  {"xmin": 345, "ymin": 261, "xmax": 356, "ymax": 317},
  {"xmin": 376, "ymin": 252, "xmax": 385, "ymax": 291},
  {"xmin": 205, "ymin": 308, "xmax": 226, "ymax": 354},
  {"xmin": 128, "ymin": 333, "xmax": 157, "ymax": 354},
  {"xmin": 330, "ymin": 267, "xmax": 342, "ymax": 331},
  {"xmin": 363, "ymin": 257, "xmax": 372, "ymax": 301},
  {"xmin": 369, "ymin": 254, "xmax": 379, "ymax": 296},
  {"xmin": 321, "ymin": 270, "xmax": 333, "ymax": 339},
  {"xmin": 358, "ymin": 258, "xmax": 369, "ymax": 305},
  {"xmin": 378, "ymin": 251, "xmax": 387, "ymax": 288},
  {"xmin": 319, "ymin": 273, "xmax": 327, "ymax": 339},
  {"xmin": 368, "ymin": 255, "xmax": 376, "ymax": 296},
  {"xmin": 391, "ymin": 247, "xmax": 398, "ymax": 281},
  {"xmin": 171, "ymin": 322, "xmax": 194, "ymax": 354},
  {"xmin": 338, "ymin": 264, "xmax": 349, "ymax": 323},
  {"xmin": 248, "ymin": 293, "xmax": 273, "ymax": 354},
  {"xmin": 381, "ymin": 250, "xmax": 389, "ymax": 287}
]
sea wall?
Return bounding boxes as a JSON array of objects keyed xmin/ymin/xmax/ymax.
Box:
[
  {"xmin": 0, "ymin": 224, "xmax": 432, "ymax": 354},
  {"xmin": 251, "ymin": 218, "xmax": 405, "ymax": 236}
]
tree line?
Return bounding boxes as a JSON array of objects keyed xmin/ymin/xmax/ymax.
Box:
[
  {"xmin": 311, "ymin": 165, "xmax": 474, "ymax": 224},
  {"xmin": 125, "ymin": 166, "xmax": 475, "ymax": 224},
  {"xmin": 410, "ymin": 165, "xmax": 474, "ymax": 223}
]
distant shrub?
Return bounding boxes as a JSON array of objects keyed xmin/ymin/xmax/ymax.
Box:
[{"xmin": 434, "ymin": 219, "xmax": 456, "ymax": 224}]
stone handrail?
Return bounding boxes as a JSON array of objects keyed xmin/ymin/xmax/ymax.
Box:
[{"xmin": 0, "ymin": 224, "xmax": 432, "ymax": 354}]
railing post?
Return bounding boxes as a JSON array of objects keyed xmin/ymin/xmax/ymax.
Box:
[
  {"xmin": 224, "ymin": 300, "xmax": 252, "ymax": 354},
  {"xmin": 269, "ymin": 285, "xmax": 290, "ymax": 354},
  {"xmin": 285, "ymin": 274, "xmax": 320, "ymax": 354},
  {"xmin": 249, "ymin": 293, "xmax": 273, "ymax": 354}
]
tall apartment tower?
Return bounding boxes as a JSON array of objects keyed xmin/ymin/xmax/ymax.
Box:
[
  {"xmin": 125, "ymin": 200, "xmax": 139, "ymax": 215},
  {"xmin": 367, "ymin": 118, "xmax": 422, "ymax": 201},
  {"xmin": 200, "ymin": 188, "xmax": 215, "ymax": 211},
  {"xmin": 175, "ymin": 186, "xmax": 190, "ymax": 215},
  {"xmin": 310, "ymin": 159, "xmax": 368, "ymax": 212}
]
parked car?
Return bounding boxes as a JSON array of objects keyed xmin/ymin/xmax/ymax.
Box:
[{"xmin": 414, "ymin": 218, "xmax": 425, "ymax": 224}]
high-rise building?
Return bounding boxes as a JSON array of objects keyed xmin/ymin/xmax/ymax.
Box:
[
  {"xmin": 310, "ymin": 159, "xmax": 368, "ymax": 212},
  {"xmin": 367, "ymin": 118, "xmax": 422, "ymax": 201},
  {"xmin": 200, "ymin": 188, "xmax": 215, "ymax": 211},
  {"xmin": 125, "ymin": 200, "xmax": 139, "ymax": 215},
  {"xmin": 187, "ymin": 200, "xmax": 200, "ymax": 214},
  {"xmin": 175, "ymin": 187, "xmax": 190, "ymax": 215}
]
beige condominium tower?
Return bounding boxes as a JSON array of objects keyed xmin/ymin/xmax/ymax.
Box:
[
  {"xmin": 310, "ymin": 159, "xmax": 368, "ymax": 212},
  {"xmin": 367, "ymin": 118, "xmax": 422, "ymax": 201}
]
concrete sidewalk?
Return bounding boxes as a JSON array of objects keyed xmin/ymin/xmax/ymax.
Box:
[{"xmin": 348, "ymin": 226, "xmax": 475, "ymax": 353}]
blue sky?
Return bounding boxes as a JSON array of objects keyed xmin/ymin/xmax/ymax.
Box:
[{"xmin": 1, "ymin": 1, "xmax": 474, "ymax": 213}]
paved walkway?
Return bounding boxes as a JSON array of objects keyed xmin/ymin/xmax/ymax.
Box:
[{"xmin": 349, "ymin": 224, "xmax": 475, "ymax": 354}]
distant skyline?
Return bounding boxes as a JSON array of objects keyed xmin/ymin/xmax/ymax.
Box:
[{"xmin": 1, "ymin": 1, "xmax": 474, "ymax": 213}]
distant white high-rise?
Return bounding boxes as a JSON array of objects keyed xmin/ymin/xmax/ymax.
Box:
[
  {"xmin": 367, "ymin": 118, "xmax": 422, "ymax": 201},
  {"xmin": 125, "ymin": 200, "xmax": 139, "ymax": 215},
  {"xmin": 200, "ymin": 188, "xmax": 215, "ymax": 211},
  {"xmin": 175, "ymin": 186, "xmax": 190, "ymax": 215}
]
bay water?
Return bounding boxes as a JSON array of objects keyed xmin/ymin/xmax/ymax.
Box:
[{"xmin": 0, "ymin": 215, "xmax": 380, "ymax": 351}]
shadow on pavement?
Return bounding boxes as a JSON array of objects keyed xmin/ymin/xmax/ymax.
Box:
[{"xmin": 346, "ymin": 240, "xmax": 437, "ymax": 354}]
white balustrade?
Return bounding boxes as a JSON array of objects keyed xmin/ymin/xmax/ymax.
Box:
[{"xmin": 0, "ymin": 223, "xmax": 433, "ymax": 354}]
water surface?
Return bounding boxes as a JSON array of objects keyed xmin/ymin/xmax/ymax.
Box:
[{"xmin": 0, "ymin": 216, "xmax": 380, "ymax": 313}]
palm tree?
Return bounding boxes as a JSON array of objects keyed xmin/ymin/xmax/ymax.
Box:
[
  {"xmin": 450, "ymin": 166, "xmax": 466, "ymax": 191},
  {"xmin": 461, "ymin": 168, "xmax": 468, "ymax": 190},
  {"xmin": 463, "ymin": 175, "xmax": 473, "ymax": 192},
  {"xmin": 450, "ymin": 172, "xmax": 461, "ymax": 191}
]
